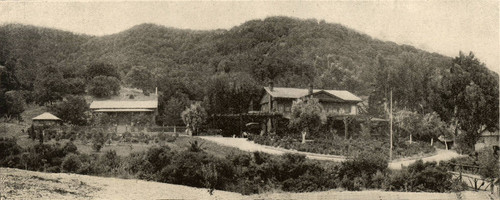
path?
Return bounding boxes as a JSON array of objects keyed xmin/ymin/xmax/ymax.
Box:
[{"xmin": 199, "ymin": 136, "xmax": 466, "ymax": 169}]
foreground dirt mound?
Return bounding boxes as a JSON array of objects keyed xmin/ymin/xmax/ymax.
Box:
[
  {"xmin": 0, "ymin": 168, "xmax": 99, "ymax": 199},
  {"xmin": 1, "ymin": 168, "xmax": 496, "ymax": 200},
  {"xmin": 0, "ymin": 168, "xmax": 243, "ymax": 200}
]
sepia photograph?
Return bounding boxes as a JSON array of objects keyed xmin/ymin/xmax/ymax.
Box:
[{"xmin": 0, "ymin": 1, "xmax": 499, "ymax": 199}]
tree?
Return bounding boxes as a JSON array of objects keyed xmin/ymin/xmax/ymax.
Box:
[
  {"xmin": 4, "ymin": 90, "xmax": 26, "ymax": 120},
  {"xmin": 157, "ymin": 81, "xmax": 191, "ymax": 126},
  {"xmin": 85, "ymin": 63, "xmax": 120, "ymax": 80},
  {"xmin": 0, "ymin": 61, "xmax": 20, "ymax": 91},
  {"xmin": 181, "ymin": 102, "xmax": 208, "ymax": 136},
  {"xmin": 50, "ymin": 95, "xmax": 90, "ymax": 125},
  {"xmin": 394, "ymin": 109, "xmax": 450, "ymax": 143},
  {"xmin": 33, "ymin": 65, "xmax": 66, "ymax": 105},
  {"xmin": 204, "ymin": 72, "xmax": 260, "ymax": 115},
  {"xmin": 87, "ymin": 75, "xmax": 120, "ymax": 98},
  {"xmin": 440, "ymin": 52, "xmax": 499, "ymax": 151},
  {"xmin": 65, "ymin": 78, "xmax": 86, "ymax": 95},
  {"xmin": 289, "ymin": 97, "xmax": 325, "ymax": 143},
  {"xmin": 161, "ymin": 96, "xmax": 189, "ymax": 126},
  {"xmin": 125, "ymin": 66, "xmax": 154, "ymax": 93}
]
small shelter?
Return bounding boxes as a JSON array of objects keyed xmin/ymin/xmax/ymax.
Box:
[{"xmin": 32, "ymin": 112, "xmax": 62, "ymax": 127}]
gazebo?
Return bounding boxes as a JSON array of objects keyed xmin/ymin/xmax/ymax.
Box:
[{"xmin": 32, "ymin": 112, "xmax": 62, "ymax": 127}]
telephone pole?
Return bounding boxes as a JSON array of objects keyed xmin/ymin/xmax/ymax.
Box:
[{"xmin": 389, "ymin": 89, "xmax": 393, "ymax": 161}]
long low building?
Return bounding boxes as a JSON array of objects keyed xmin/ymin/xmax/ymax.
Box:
[{"xmin": 89, "ymin": 100, "xmax": 158, "ymax": 125}]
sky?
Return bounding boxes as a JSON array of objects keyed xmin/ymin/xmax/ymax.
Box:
[{"xmin": 0, "ymin": 1, "xmax": 498, "ymax": 73}]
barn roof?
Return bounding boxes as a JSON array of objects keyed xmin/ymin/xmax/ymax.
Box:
[
  {"xmin": 263, "ymin": 87, "xmax": 362, "ymax": 102},
  {"xmin": 90, "ymin": 100, "xmax": 158, "ymax": 109},
  {"xmin": 32, "ymin": 112, "xmax": 61, "ymax": 121}
]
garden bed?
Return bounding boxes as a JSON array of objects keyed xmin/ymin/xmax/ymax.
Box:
[{"xmin": 249, "ymin": 134, "xmax": 435, "ymax": 159}]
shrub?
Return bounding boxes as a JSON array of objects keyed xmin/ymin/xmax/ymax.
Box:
[
  {"xmin": 158, "ymin": 151, "xmax": 209, "ymax": 187},
  {"xmin": 92, "ymin": 131, "xmax": 106, "ymax": 152},
  {"xmin": 96, "ymin": 150, "xmax": 121, "ymax": 175},
  {"xmin": 387, "ymin": 160, "xmax": 453, "ymax": 192},
  {"xmin": 337, "ymin": 151, "xmax": 388, "ymax": 190},
  {"xmin": 124, "ymin": 146, "xmax": 175, "ymax": 180},
  {"xmin": 477, "ymin": 148, "xmax": 499, "ymax": 179},
  {"xmin": 61, "ymin": 153, "xmax": 82, "ymax": 173},
  {"xmin": 76, "ymin": 153, "xmax": 99, "ymax": 175},
  {"xmin": 63, "ymin": 141, "xmax": 78, "ymax": 155},
  {"xmin": 282, "ymin": 173, "xmax": 323, "ymax": 192},
  {"xmin": 0, "ymin": 137, "xmax": 22, "ymax": 166},
  {"xmin": 22, "ymin": 143, "xmax": 69, "ymax": 172}
]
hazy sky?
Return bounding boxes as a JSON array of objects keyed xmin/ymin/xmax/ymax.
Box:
[{"xmin": 1, "ymin": 1, "xmax": 498, "ymax": 73}]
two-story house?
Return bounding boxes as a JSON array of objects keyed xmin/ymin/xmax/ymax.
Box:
[{"xmin": 260, "ymin": 83, "xmax": 362, "ymax": 119}]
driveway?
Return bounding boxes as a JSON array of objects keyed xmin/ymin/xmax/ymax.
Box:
[{"xmin": 198, "ymin": 136, "xmax": 466, "ymax": 169}]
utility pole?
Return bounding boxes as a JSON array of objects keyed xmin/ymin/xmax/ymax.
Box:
[{"xmin": 389, "ymin": 89, "xmax": 393, "ymax": 161}]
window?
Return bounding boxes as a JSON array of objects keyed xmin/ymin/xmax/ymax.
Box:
[{"xmin": 345, "ymin": 105, "xmax": 351, "ymax": 113}]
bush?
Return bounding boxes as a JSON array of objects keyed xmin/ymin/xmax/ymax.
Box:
[
  {"xmin": 61, "ymin": 153, "xmax": 82, "ymax": 173},
  {"xmin": 477, "ymin": 148, "xmax": 499, "ymax": 179},
  {"xmin": 63, "ymin": 141, "xmax": 78, "ymax": 155},
  {"xmin": 0, "ymin": 137, "xmax": 22, "ymax": 166},
  {"xmin": 386, "ymin": 160, "xmax": 453, "ymax": 192},
  {"xmin": 124, "ymin": 146, "xmax": 175, "ymax": 180},
  {"xmin": 282, "ymin": 173, "xmax": 323, "ymax": 192},
  {"xmin": 337, "ymin": 151, "xmax": 388, "ymax": 190},
  {"xmin": 22, "ymin": 143, "xmax": 70, "ymax": 172},
  {"xmin": 96, "ymin": 150, "xmax": 121, "ymax": 175},
  {"xmin": 92, "ymin": 131, "xmax": 106, "ymax": 152}
]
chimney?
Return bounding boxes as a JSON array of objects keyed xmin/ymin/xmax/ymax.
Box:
[
  {"xmin": 308, "ymin": 83, "xmax": 313, "ymax": 95},
  {"xmin": 269, "ymin": 81, "xmax": 274, "ymax": 91},
  {"xmin": 155, "ymin": 87, "xmax": 158, "ymax": 95}
]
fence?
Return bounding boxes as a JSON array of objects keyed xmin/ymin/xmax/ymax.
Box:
[
  {"xmin": 447, "ymin": 163, "xmax": 499, "ymax": 196},
  {"xmin": 54, "ymin": 125, "xmax": 188, "ymax": 135}
]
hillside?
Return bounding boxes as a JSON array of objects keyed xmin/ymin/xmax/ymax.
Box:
[
  {"xmin": 0, "ymin": 17, "xmax": 452, "ymax": 95},
  {"xmin": 1, "ymin": 16, "xmax": 497, "ymax": 123}
]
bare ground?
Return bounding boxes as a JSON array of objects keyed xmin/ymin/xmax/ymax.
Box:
[{"xmin": 1, "ymin": 168, "xmax": 497, "ymax": 200}]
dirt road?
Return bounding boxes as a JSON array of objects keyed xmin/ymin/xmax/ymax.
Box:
[{"xmin": 199, "ymin": 136, "xmax": 466, "ymax": 169}]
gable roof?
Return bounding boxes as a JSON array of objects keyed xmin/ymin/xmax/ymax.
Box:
[
  {"xmin": 90, "ymin": 100, "xmax": 158, "ymax": 109},
  {"xmin": 32, "ymin": 112, "xmax": 61, "ymax": 121},
  {"xmin": 263, "ymin": 87, "xmax": 362, "ymax": 102}
]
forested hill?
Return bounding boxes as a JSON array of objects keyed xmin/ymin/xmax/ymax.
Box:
[
  {"xmin": 2, "ymin": 16, "xmax": 497, "ymax": 117},
  {"xmin": 1, "ymin": 16, "xmax": 498, "ymax": 153},
  {"xmin": 0, "ymin": 17, "xmax": 454, "ymax": 94}
]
